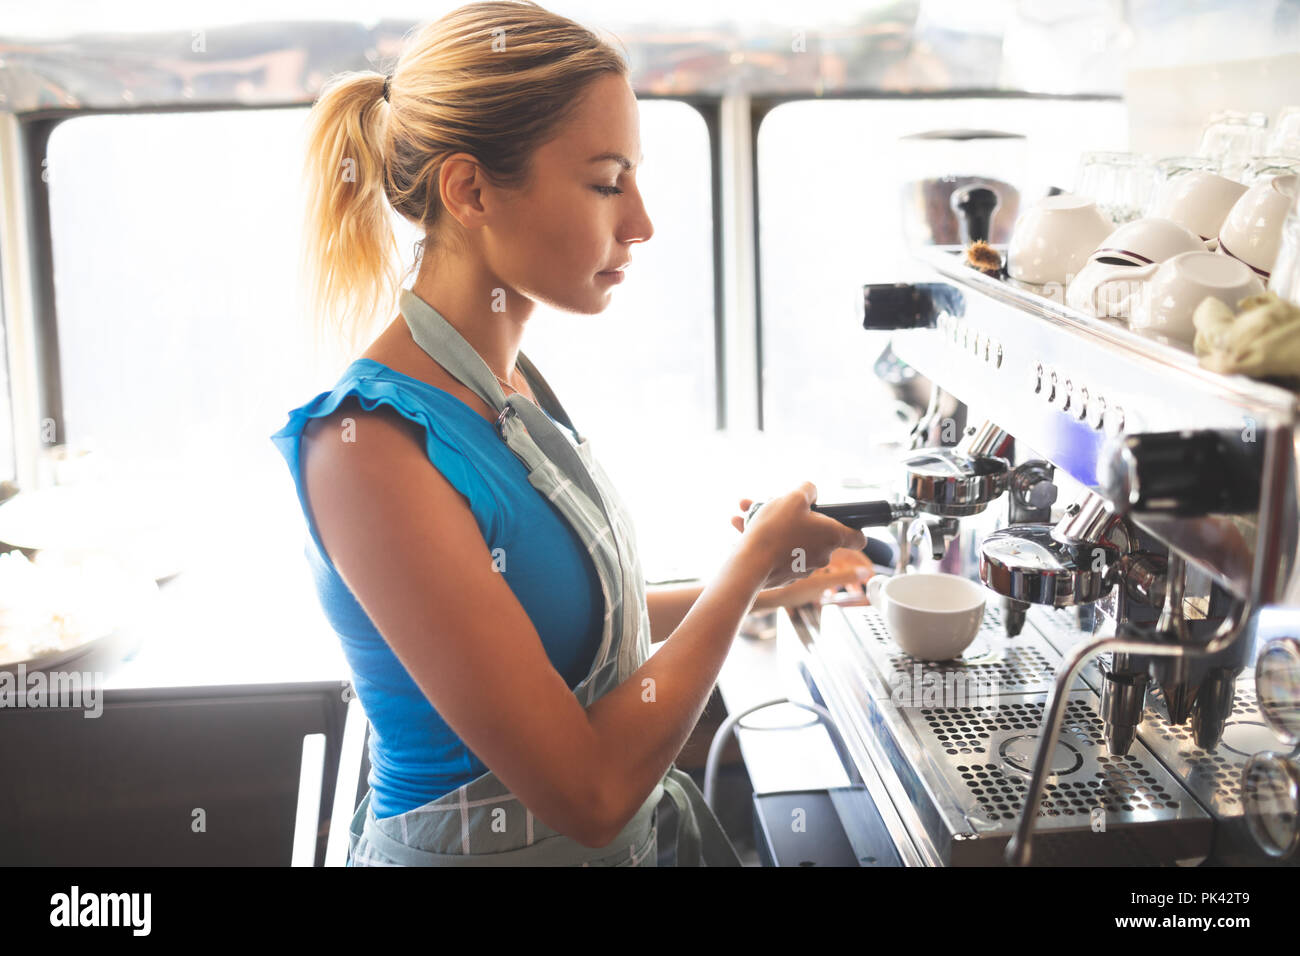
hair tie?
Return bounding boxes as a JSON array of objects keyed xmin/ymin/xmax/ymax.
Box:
[{"xmin": 382, "ymin": 74, "xmax": 392, "ymax": 102}]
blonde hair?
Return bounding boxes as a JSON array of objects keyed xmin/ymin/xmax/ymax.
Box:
[{"xmin": 300, "ymin": 1, "xmax": 629, "ymax": 360}]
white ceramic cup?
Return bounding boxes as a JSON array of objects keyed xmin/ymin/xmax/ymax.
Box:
[
  {"xmin": 1128, "ymin": 250, "xmax": 1265, "ymax": 345},
  {"xmin": 1089, "ymin": 216, "xmax": 1207, "ymax": 267},
  {"xmin": 865, "ymin": 572, "xmax": 987, "ymax": 661},
  {"xmin": 1067, "ymin": 259, "xmax": 1145, "ymax": 317},
  {"xmin": 1150, "ymin": 170, "xmax": 1248, "ymax": 241},
  {"xmin": 1218, "ymin": 173, "xmax": 1299, "ymax": 279},
  {"xmin": 1007, "ymin": 193, "xmax": 1114, "ymax": 287},
  {"xmin": 1067, "ymin": 218, "xmax": 1207, "ymax": 316}
]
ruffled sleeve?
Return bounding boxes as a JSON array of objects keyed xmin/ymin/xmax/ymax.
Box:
[{"xmin": 270, "ymin": 374, "xmax": 501, "ymax": 578}]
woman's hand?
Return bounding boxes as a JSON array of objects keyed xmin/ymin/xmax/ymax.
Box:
[
  {"xmin": 758, "ymin": 547, "xmax": 875, "ymax": 609},
  {"xmin": 729, "ymin": 490, "xmax": 871, "ymax": 601}
]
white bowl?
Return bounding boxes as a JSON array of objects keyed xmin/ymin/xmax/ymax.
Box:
[
  {"xmin": 1129, "ymin": 250, "xmax": 1265, "ymax": 346},
  {"xmin": 1007, "ymin": 194, "xmax": 1114, "ymax": 287}
]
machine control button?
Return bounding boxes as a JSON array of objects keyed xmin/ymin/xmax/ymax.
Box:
[
  {"xmin": 1075, "ymin": 385, "xmax": 1090, "ymax": 421},
  {"xmin": 1088, "ymin": 393, "xmax": 1106, "ymax": 430}
]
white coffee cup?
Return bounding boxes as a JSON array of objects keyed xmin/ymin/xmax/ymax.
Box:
[
  {"xmin": 1067, "ymin": 218, "xmax": 1207, "ymax": 316},
  {"xmin": 1218, "ymin": 173, "xmax": 1299, "ymax": 279},
  {"xmin": 1007, "ymin": 193, "xmax": 1114, "ymax": 287},
  {"xmin": 1128, "ymin": 250, "xmax": 1265, "ymax": 345},
  {"xmin": 865, "ymin": 572, "xmax": 987, "ymax": 661},
  {"xmin": 1089, "ymin": 216, "xmax": 1207, "ymax": 267},
  {"xmin": 1067, "ymin": 259, "xmax": 1145, "ymax": 317},
  {"xmin": 1150, "ymin": 170, "xmax": 1248, "ymax": 241}
]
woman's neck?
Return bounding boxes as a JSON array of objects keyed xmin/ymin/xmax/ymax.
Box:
[{"xmin": 409, "ymin": 257, "xmax": 534, "ymax": 382}]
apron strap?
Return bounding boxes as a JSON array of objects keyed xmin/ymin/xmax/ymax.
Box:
[
  {"xmin": 515, "ymin": 351, "xmax": 581, "ymax": 439},
  {"xmin": 399, "ymin": 289, "xmax": 506, "ymax": 412},
  {"xmin": 399, "ymin": 288, "xmax": 607, "ymax": 519}
]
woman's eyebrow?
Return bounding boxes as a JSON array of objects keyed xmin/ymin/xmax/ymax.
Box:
[{"xmin": 587, "ymin": 151, "xmax": 644, "ymax": 170}]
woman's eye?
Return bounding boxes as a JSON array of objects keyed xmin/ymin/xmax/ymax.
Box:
[{"xmin": 593, "ymin": 185, "xmax": 623, "ymax": 197}]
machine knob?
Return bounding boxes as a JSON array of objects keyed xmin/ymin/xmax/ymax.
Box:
[{"xmin": 1100, "ymin": 429, "xmax": 1262, "ymax": 516}]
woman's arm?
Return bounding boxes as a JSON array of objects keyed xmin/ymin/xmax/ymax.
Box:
[
  {"xmin": 644, "ymin": 582, "xmax": 808, "ymax": 643},
  {"xmin": 304, "ymin": 403, "xmax": 860, "ymax": 848},
  {"xmin": 645, "ymin": 551, "xmax": 875, "ymax": 642},
  {"xmin": 302, "ymin": 403, "xmax": 803, "ymax": 848},
  {"xmin": 645, "ymin": 584, "xmax": 704, "ymax": 643}
]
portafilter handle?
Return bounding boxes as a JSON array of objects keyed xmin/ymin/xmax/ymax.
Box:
[{"xmin": 744, "ymin": 499, "xmax": 916, "ymax": 531}]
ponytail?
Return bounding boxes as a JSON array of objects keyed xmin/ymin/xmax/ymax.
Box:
[{"xmin": 300, "ymin": 70, "xmax": 401, "ymax": 363}]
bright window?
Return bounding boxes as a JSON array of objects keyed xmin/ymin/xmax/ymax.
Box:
[{"xmin": 46, "ymin": 107, "xmax": 346, "ymax": 680}]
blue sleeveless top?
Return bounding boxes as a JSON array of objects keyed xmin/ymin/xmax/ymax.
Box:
[{"xmin": 270, "ymin": 358, "xmax": 605, "ymax": 818}]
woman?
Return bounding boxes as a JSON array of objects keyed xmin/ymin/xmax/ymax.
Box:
[{"xmin": 271, "ymin": 0, "xmax": 872, "ymax": 866}]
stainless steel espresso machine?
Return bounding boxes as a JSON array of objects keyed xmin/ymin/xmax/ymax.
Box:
[{"xmin": 775, "ymin": 246, "xmax": 1300, "ymax": 866}]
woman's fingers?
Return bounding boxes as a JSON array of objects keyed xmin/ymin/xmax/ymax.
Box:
[{"xmin": 732, "ymin": 497, "xmax": 755, "ymax": 534}]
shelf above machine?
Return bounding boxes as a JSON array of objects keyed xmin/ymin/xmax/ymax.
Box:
[{"xmin": 917, "ymin": 244, "xmax": 1299, "ymax": 420}]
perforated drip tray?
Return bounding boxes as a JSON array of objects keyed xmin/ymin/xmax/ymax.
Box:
[
  {"xmin": 1138, "ymin": 680, "xmax": 1300, "ymax": 818},
  {"xmin": 840, "ymin": 603, "xmax": 1091, "ymax": 697},
  {"xmin": 823, "ymin": 604, "xmax": 1214, "ymax": 865},
  {"xmin": 1024, "ymin": 608, "xmax": 1299, "ymax": 819}
]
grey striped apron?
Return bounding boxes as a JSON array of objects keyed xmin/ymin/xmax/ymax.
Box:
[{"xmin": 346, "ymin": 288, "xmax": 741, "ymax": 867}]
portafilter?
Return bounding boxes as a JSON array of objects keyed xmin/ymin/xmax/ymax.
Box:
[{"xmin": 744, "ymin": 420, "xmax": 1017, "ymax": 559}]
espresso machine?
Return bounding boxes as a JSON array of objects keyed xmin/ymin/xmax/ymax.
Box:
[{"xmin": 773, "ymin": 248, "xmax": 1300, "ymax": 866}]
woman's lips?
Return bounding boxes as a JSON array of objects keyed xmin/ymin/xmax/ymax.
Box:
[{"xmin": 596, "ymin": 269, "xmax": 626, "ymax": 283}]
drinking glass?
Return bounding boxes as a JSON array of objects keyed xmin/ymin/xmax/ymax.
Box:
[
  {"xmin": 1074, "ymin": 151, "xmax": 1154, "ymax": 224},
  {"xmin": 1197, "ymin": 110, "xmax": 1270, "ymax": 181}
]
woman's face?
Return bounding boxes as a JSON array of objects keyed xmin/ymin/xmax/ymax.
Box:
[{"xmin": 478, "ymin": 73, "xmax": 654, "ymax": 314}]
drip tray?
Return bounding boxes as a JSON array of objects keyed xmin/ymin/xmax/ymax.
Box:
[
  {"xmin": 840, "ymin": 602, "xmax": 1092, "ymax": 697},
  {"xmin": 1139, "ymin": 680, "xmax": 1300, "ymax": 818},
  {"xmin": 1026, "ymin": 607, "xmax": 1300, "ymax": 820},
  {"xmin": 822, "ymin": 605, "xmax": 1214, "ymax": 865}
]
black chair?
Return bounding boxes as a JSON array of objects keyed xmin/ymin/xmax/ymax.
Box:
[{"xmin": 0, "ymin": 680, "xmax": 357, "ymax": 865}]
